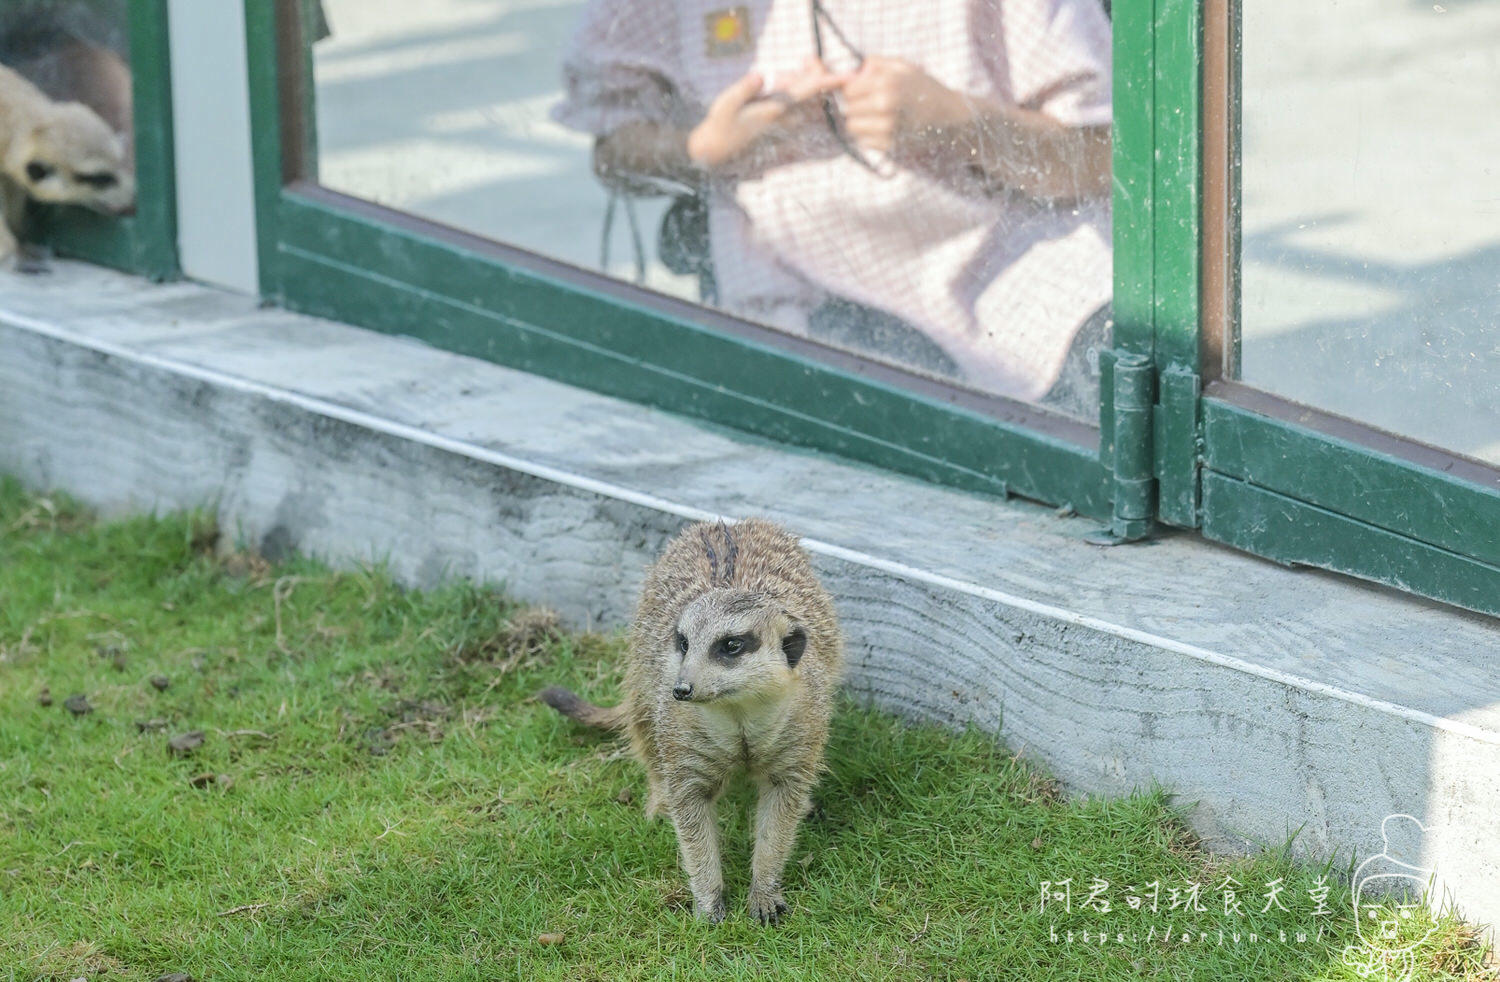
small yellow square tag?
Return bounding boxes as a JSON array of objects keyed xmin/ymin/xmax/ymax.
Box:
[{"xmin": 705, "ymin": 7, "xmax": 752, "ymax": 57}]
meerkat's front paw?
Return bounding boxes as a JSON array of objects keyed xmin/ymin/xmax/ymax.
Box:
[
  {"xmin": 694, "ymin": 890, "xmax": 727, "ymax": 923},
  {"xmin": 16, "ymin": 246, "xmax": 51, "ymax": 275},
  {"xmin": 747, "ymin": 886, "xmax": 789, "ymax": 925}
]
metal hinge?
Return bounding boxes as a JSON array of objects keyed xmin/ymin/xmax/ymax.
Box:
[{"xmin": 1095, "ymin": 351, "xmax": 1202, "ymax": 545}]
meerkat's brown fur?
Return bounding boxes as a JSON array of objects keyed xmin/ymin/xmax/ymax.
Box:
[
  {"xmin": 0, "ymin": 61, "xmax": 133, "ymax": 264},
  {"xmin": 541, "ymin": 518, "xmax": 843, "ymax": 924}
]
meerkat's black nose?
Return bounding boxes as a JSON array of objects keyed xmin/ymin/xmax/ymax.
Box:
[{"xmin": 672, "ymin": 682, "xmax": 693, "ymax": 701}]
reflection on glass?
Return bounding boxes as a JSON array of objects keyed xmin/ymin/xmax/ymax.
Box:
[
  {"xmin": 1239, "ymin": 0, "xmax": 1500, "ymax": 465},
  {"xmin": 0, "ymin": 0, "xmax": 135, "ymax": 256},
  {"xmin": 311, "ymin": 0, "xmax": 1113, "ymax": 420}
]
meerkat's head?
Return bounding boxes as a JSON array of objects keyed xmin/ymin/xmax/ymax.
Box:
[
  {"xmin": 3, "ymin": 102, "xmax": 134, "ymax": 215},
  {"xmin": 669, "ymin": 589, "xmax": 808, "ymax": 706}
]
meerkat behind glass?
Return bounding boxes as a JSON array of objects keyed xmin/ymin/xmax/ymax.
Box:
[
  {"xmin": 0, "ymin": 62, "xmax": 133, "ymax": 264},
  {"xmin": 541, "ymin": 518, "xmax": 843, "ymax": 924}
]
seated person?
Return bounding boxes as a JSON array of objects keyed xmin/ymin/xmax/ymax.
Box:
[{"xmin": 553, "ymin": 0, "xmax": 1113, "ymax": 417}]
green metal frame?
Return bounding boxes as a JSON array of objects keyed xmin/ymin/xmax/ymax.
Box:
[
  {"xmin": 1100, "ymin": 0, "xmax": 1201, "ymax": 540},
  {"xmin": 244, "ymin": 0, "xmax": 1500, "ymax": 618},
  {"xmin": 243, "ymin": 0, "xmax": 1113, "ymax": 520},
  {"xmin": 28, "ymin": 0, "xmax": 178, "ymax": 280},
  {"xmin": 1199, "ymin": 390, "xmax": 1500, "ymax": 613},
  {"xmin": 1119, "ymin": 0, "xmax": 1500, "ymax": 617}
]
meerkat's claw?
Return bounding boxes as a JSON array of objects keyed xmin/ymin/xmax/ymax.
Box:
[
  {"xmin": 697, "ymin": 892, "xmax": 728, "ymax": 923},
  {"xmin": 16, "ymin": 244, "xmax": 52, "ymax": 275},
  {"xmin": 749, "ymin": 889, "xmax": 788, "ymax": 925}
]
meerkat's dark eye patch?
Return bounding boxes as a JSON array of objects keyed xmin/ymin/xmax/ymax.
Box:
[
  {"xmin": 782, "ymin": 627, "xmax": 807, "ymax": 668},
  {"xmin": 675, "ymin": 631, "xmax": 689, "ymax": 655},
  {"xmin": 76, "ymin": 171, "xmax": 118, "ymax": 189},
  {"xmin": 712, "ymin": 633, "xmax": 759, "ymax": 659},
  {"xmin": 25, "ymin": 161, "xmax": 53, "ymax": 182}
]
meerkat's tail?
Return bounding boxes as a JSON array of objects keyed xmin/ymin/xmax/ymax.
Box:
[{"xmin": 538, "ymin": 686, "xmax": 629, "ymax": 731}]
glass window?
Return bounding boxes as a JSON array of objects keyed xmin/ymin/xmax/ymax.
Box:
[
  {"xmin": 0, "ymin": 0, "xmax": 136, "ymax": 232},
  {"xmin": 303, "ymin": 0, "xmax": 1115, "ymax": 422},
  {"xmin": 1237, "ymin": 0, "xmax": 1500, "ymax": 465}
]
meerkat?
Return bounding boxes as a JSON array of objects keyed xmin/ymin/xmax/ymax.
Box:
[
  {"xmin": 0, "ymin": 61, "xmax": 133, "ymax": 265},
  {"xmin": 541, "ymin": 518, "xmax": 843, "ymax": 924}
]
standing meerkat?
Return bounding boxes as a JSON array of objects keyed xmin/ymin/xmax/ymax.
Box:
[
  {"xmin": 0, "ymin": 61, "xmax": 133, "ymax": 265},
  {"xmin": 541, "ymin": 518, "xmax": 843, "ymax": 924}
]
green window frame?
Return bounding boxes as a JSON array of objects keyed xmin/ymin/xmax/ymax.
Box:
[
  {"xmin": 26, "ymin": 0, "xmax": 178, "ymax": 280},
  {"xmin": 1124, "ymin": 0, "xmax": 1500, "ymax": 618},
  {"xmin": 243, "ymin": 0, "xmax": 1500, "ymax": 619}
]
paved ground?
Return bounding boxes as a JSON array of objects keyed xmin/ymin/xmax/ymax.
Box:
[
  {"xmin": 312, "ymin": 0, "xmax": 694, "ymax": 299},
  {"xmin": 1240, "ymin": 0, "xmax": 1500, "ymax": 464},
  {"xmin": 311, "ymin": 0, "xmax": 1500, "ymax": 464}
]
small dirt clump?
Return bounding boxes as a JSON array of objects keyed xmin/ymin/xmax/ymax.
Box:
[{"xmin": 168, "ymin": 731, "xmax": 205, "ymax": 755}]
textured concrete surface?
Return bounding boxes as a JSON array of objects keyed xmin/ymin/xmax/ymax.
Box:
[{"xmin": 2, "ymin": 262, "xmax": 1498, "ymax": 934}]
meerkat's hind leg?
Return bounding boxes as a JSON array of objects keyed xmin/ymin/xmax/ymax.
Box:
[
  {"xmin": 748, "ymin": 771, "xmax": 815, "ymax": 925},
  {"xmin": 667, "ymin": 774, "xmax": 727, "ymax": 922}
]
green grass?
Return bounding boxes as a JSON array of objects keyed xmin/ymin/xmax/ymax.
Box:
[{"xmin": 0, "ymin": 478, "xmax": 1491, "ymax": 981}]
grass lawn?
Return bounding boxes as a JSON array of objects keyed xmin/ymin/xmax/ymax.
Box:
[{"xmin": 0, "ymin": 478, "xmax": 1492, "ymax": 981}]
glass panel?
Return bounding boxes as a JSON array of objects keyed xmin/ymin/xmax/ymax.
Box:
[
  {"xmin": 0, "ymin": 0, "xmax": 136, "ymax": 241},
  {"xmin": 1238, "ymin": 0, "xmax": 1500, "ymax": 466},
  {"xmin": 305, "ymin": 0, "xmax": 1114, "ymax": 421}
]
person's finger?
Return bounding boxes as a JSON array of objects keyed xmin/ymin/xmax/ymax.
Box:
[
  {"xmin": 840, "ymin": 88, "xmax": 886, "ymax": 117},
  {"xmin": 739, "ymin": 99, "xmax": 788, "ymax": 128},
  {"xmin": 715, "ymin": 72, "xmax": 766, "ymax": 114},
  {"xmin": 795, "ymin": 55, "xmax": 845, "ymax": 81},
  {"xmin": 840, "ymin": 68, "xmax": 882, "ymax": 100},
  {"xmin": 844, "ymin": 113, "xmax": 894, "ymax": 141},
  {"xmin": 813, "ymin": 57, "xmax": 854, "ymax": 83},
  {"xmin": 785, "ymin": 71, "xmax": 850, "ymax": 103},
  {"xmin": 775, "ymin": 56, "xmax": 842, "ymax": 91}
]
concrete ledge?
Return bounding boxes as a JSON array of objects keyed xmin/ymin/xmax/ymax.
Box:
[{"xmin": 2, "ymin": 263, "xmax": 1498, "ymax": 932}]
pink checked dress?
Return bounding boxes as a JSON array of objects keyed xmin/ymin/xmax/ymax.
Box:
[{"xmin": 553, "ymin": 0, "xmax": 1113, "ymax": 402}]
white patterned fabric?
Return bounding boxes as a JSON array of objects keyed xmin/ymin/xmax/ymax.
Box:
[{"xmin": 554, "ymin": 0, "xmax": 1113, "ymax": 401}]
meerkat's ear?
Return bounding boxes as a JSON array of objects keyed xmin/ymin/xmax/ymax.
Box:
[{"xmin": 781, "ymin": 624, "xmax": 807, "ymax": 668}]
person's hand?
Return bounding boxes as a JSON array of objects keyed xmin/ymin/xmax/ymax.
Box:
[
  {"xmin": 839, "ymin": 56, "xmax": 970, "ymax": 155},
  {"xmin": 688, "ymin": 59, "xmax": 846, "ymax": 174}
]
